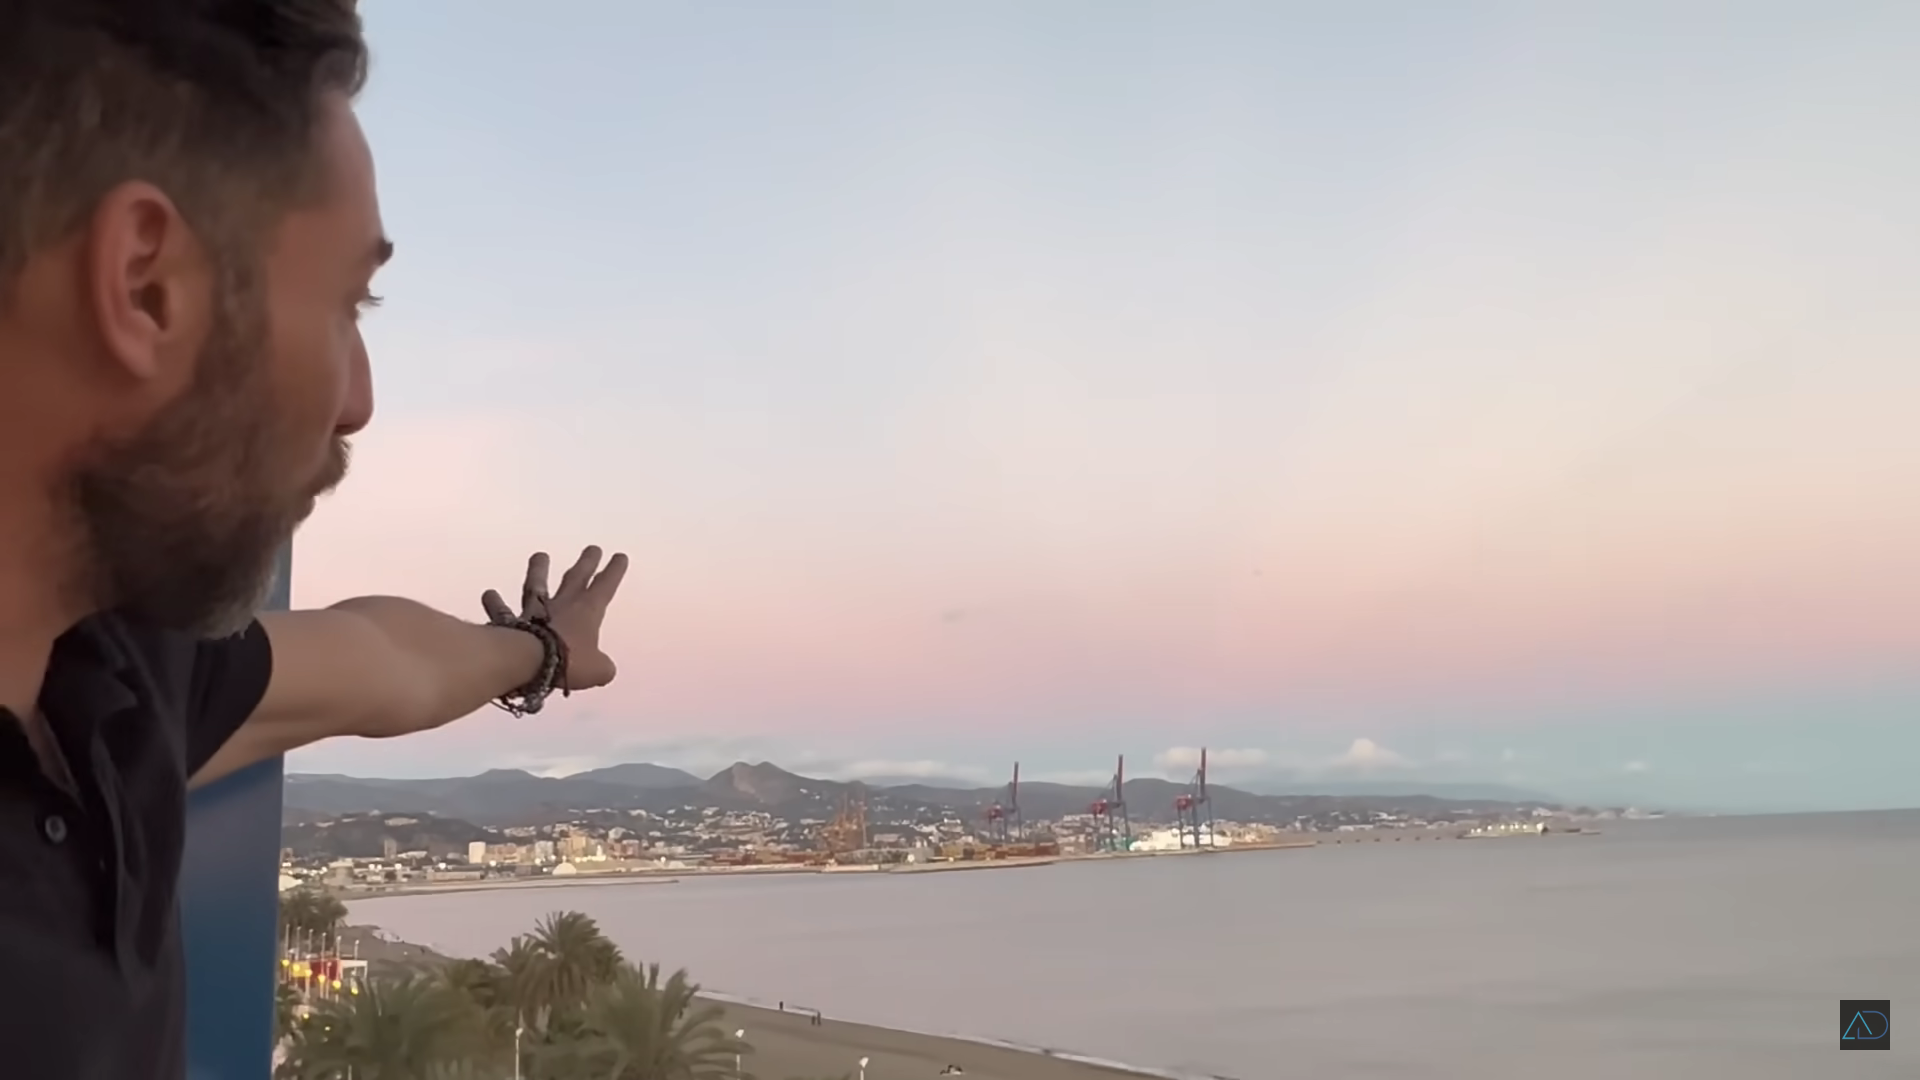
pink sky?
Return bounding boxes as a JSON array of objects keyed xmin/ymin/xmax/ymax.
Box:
[
  {"xmin": 285, "ymin": 2, "xmax": 1920, "ymax": 811},
  {"xmin": 292, "ymin": 299, "xmax": 1920, "ymax": 741}
]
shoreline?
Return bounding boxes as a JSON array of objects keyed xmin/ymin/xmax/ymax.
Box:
[
  {"xmin": 339, "ymin": 840, "xmax": 1319, "ymax": 898},
  {"xmin": 336, "ymin": 832, "xmax": 1602, "ymax": 899},
  {"xmin": 703, "ymin": 994, "xmax": 1236, "ymax": 1080},
  {"xmin": 332, "ymin": 919, "xmax": 1233, "ymax": 1080}
]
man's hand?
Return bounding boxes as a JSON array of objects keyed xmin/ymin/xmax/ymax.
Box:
[
  {"xmin": 188, "ymin": 544, "xmax": 631, "ymax": 789},
  {"xmin": 481, "ymin": 546, "xmax": 629, "ymax": 691}
]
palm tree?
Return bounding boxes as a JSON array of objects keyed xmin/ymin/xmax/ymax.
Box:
[
  {"xmin": 534, "ymin": 962, "xmax": 744, "ymax": 1080},
  {"xmin": 436, "ymin": 958, "xmax": 502, "ymax": 1009},
  {"xmin": 279, "ymin": 888, "xmax": 352, "ymax": 950},
  {"xmin": 497, "ymin": 911, "xmax": 624, "ymax": 1034},
  {"xmin": 490, "ymin": 934, "xmax": 550, "ymax": 1034},
  {"xmin": 530, "ymin": 911, "xmax": 623, "ymax": 986},
  {"xmin": 279, "ymin": 972, "xmax": 492, "ymax": 1080},
  {"xmin": 435, "ymin": 955, "xmax": 525, "ymax": 1065}
]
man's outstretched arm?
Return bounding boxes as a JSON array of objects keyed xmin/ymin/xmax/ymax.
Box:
[{"xmin": 187, "ymin": 548, "xmax": 626, "ymax": 789}]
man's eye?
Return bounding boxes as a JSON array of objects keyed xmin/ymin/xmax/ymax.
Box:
[{"xmin": 355, "ymin": 293, "xmax": 384, "ymax": 319}]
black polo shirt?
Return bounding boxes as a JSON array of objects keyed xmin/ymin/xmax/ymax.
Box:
[{"xmin": 0, "ymin": 613, "xmax": 272, "ymax": 1080}]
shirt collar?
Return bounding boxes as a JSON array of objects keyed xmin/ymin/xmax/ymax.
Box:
[{"xmin": 41, "ymin": 615, "xmax": 139, "ymax": 726}]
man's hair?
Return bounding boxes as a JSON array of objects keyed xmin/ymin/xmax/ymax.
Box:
[{"xmin": 0, "ymin": 0, "xmax": 368, "ymax": 288}]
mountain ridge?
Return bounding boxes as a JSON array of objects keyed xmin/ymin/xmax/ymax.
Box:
[{"xmin": 283, "ymin": 760, "xmax": 1557, "ymax": 827}]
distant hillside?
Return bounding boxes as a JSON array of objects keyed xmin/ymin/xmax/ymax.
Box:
[
  {"xmin": 878, "ymin": 776, "xmax": 1537, "ymax": 824},
  {"xmin": 567, "ymin": 762, "xmax": 702, "ymax": 788},
  {"xmin": 282, "ymin": 769, "xmax": 709, "ymax": 826},
  {"xmin": 704, "ymin": 761, "xmax": 858, "ymax": 807},
  {"xmin": 852, "ymin": 772, "xmax": 988, "ymax": 790},
  {"xmin": 283, "ymin": 812, "xmax": 495, "ymax": 860},
  {"xmin": 881, "ymin": 779, "xmax": 1102, "ymax": 821},
  {"xmin": 283, "ymin": 762, "xmax": 866, "ymax": 826},
  {"xmin": 285, "ymin": 759, "xmax": 1552, "ymax": 828}
]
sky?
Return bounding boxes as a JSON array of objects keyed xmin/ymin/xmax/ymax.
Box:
[{"xmin": 286, "ymin": 1, "xmax": 1920, "ymax": 813}]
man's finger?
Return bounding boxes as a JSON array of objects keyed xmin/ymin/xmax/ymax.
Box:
[
  {"xmin": 522, "ymin": 552, "xmax": 551, "ymax": 614},
  {"xmin": 480, "ymin": 589, "xmax": 514, "ymax": 625},
  {"xmin": 557, "ymin": 546, "xmax": 602, "ymax": 598},
  {"xmin": 587, "ymin": 552, "xmax": 630, "ymax": 606}
]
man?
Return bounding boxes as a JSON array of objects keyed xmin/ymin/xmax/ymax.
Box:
[{"xmin": 0, "ymin": 3, "xmax": 629, "ymax": 1076}]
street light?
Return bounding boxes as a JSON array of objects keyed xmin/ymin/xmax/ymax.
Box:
[
  {"xmin": 734, "ymin": 1028, "xmax": 746, "ymax": 1077},
  {"xmin": 858, "ymin": 1055, "xmax": 870, "ymax": 1080},
  {"xmin": 513, "ymin": 1021, "xmax": 524, "ymax": 1080}
]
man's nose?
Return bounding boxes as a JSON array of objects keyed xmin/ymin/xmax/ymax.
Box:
[{"xmin": 335, "ymin": 333, "xmax": 374, "ymax": 436}]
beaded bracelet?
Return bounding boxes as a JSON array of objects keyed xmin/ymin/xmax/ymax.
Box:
[{"xmin": 488, "ymin": 615, "xmax": 570, "ymax": 717}]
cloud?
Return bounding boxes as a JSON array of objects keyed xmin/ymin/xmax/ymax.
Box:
[
  {"xmin": 1500, "ymin": 748, "xmax": 1518, "ymax": 763},
  {"xmin": 1152, "ymin": 740, "xmax": 1429, "ymax": 780},
  {"xmin": 1327, "ymin": 737, "xmax": 1413, "ymax": 771},
  {"xmin": 1153, "ymin": 747, "xmax": 1270, "ymax": 774},
  {"xmin": 1435, "ymin": 749, "xmax": 1472, "ymax": 764},
  {"xmin": 1623, "ymin": 760, "xmax": 1651, "ymax": 773},
  {"xmin": 526, "ymin": 757, "xmax": 621, "ymax": 779}
]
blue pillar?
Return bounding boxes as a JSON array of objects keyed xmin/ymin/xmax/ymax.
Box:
[{"xmin": 181, "ymin": 546, "xmax": 292, "ymax": 1080}]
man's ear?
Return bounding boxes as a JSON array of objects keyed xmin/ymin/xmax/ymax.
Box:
[{"xmin": 84, "ymin": 180, "xmax": 212, "ymax": 386}]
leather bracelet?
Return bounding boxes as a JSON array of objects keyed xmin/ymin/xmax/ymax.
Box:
[{"xmin": 489, "ymin": 615, "xmax": 570, "ymax": 717}]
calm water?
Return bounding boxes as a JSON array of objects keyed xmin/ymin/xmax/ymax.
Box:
[{"xmin": 352, "ymin": 810, "xmax": 1920, "ymax": 1079}]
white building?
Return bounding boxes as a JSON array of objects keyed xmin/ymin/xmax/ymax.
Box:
[{"xmin": 1130, "ymin": 825, "xmax": 1231, "ymax": 851}]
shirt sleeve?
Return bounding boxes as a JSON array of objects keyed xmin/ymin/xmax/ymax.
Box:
[{"xmin": 184, "ymin": 619, "xmax": 276, "ymax": 777}]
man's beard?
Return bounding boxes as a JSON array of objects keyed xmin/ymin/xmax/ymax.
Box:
[{"xmin": 65, "ymin": 269, "xmax": 349, "ymax": 638}]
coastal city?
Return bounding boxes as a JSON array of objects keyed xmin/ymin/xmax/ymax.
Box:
[{"xmin": 278, "ymin": 753, "xmax": 1661, "ymax": 892}]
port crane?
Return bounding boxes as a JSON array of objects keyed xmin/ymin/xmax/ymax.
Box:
[
  {"xmin": 1088, "ymin": 754, "xmax": 1132, "ymax": 852},
  {"xmin": 960, "ymin": 762, "xmax": 1059, "ymax": 859},
  {"xmin": 984, "ymin": 762, "xmax": 1022, "ymax": 844},
  {"xmin": 1174, "ymin": 747, "xmax": 1215, "ymax": 848},
  {"xmin": 819, "ymin": 788, "xmax": 869, "ymax": 856}
]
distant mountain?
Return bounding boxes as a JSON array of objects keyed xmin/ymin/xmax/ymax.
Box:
[
  {"xmin": 282, "ymin": 769, "xmax": 705, "ymax": 826},
  {"xmin": 283, "ymin": 762, "xmax": 859, "ymax": 826},
  {"xmin": 880, "ymin": 779, "xmax": 1107, "ymax": 821},
  {"xmin": 705, "ymin": 761, "xmax": 821, "ymax": 805},
  {"xmin": 567, "ymin": 762, "xmax": 702, "ymax": 789},
  {"xmin": 283, "ymin": 760, "xmax": 1555, "ymax": 828},
  {"xmin": 853, "ymin": 773, "xmax": 988, "ymax": 790}
]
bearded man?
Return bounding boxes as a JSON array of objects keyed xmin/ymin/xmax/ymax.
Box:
[{"xmin": 0, "ymin": 4, "xmax": 628, "ymax": 1077}]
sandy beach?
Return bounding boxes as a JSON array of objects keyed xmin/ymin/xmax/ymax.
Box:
[
  {"xmin": 331, "ymin": 926, "xmax": 1169, "ymax": 1079},
  {"xmin": 707, "ymin": 998, "xmax": 1162, "ymax": 1080}
]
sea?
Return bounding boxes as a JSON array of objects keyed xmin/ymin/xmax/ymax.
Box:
[{"xmin": 350, "ymin": 809, "xmax": 1920, "ymax": 1080}]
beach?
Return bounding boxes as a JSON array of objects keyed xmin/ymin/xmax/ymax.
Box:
[
  {"xmin": 706, "ymin": 998, "xmax": 1157, "ymax": 1080},
  {"xmin": 331, "ymin": 926, "xmax": 1169, "ymax": 1079}
]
